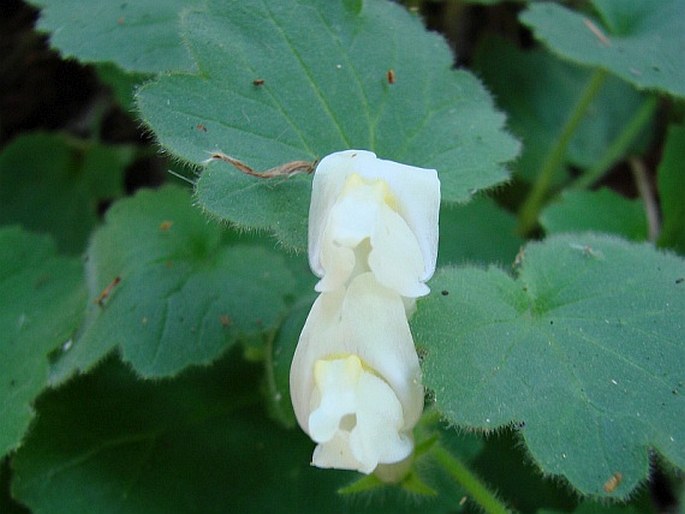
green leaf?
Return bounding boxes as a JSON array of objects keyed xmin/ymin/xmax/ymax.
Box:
[
  {"xmin": 196, "ymin": 164, "xmax": 312, "ymax": 251},
  {"xmin": 13, "ymin": 355, "xmax": 474, "ymax": 514},
  {"xmin": 28, "ymin": 0, "xmax": 198, "ymax": 73},
  {"xmin": 49, "ymin": 186, "xmax": 296, "ymax": 382},
  {"xmin": 657, "ymin": 124, "xmax": 685, "ymax": 255},
  {"xmin": 0, "ymin": 133, "xmax": 131, "ymax": 254},
  {"xmin": 0, "ymin": 227, "xmax": 86, "ymax": 457},
  {"xmin": 519, "ymin": 0, "xmax": 685, "ymax": 98},
  {"xmin": 136, "ymin": 0, "xmax": 519, "ymax": 250},
  {"xmin": 474, "ymin": 36, "xmax": 651, "ymax": 184},
  {"xmin": 438, "ymin": 197, "xmax": 523, "ymax": 267},
  {"xmin": 413, "ymin": 233, "xmax": 685, "ymax": 498},
  {"xmin": 540, "ymin": 189, "xmax": 648, "ymax": 241}
]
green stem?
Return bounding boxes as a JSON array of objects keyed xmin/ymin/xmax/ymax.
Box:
[
  {"xmin": 432, "ymin": 443, "xmax": 512, "ymax": 514},
  {"xmin": 630, "ymin": 157, "xmax": 660, "ymax": 241},
  {"xmin": 572, "ymin": 95, "xmax": 658, "ymax": 190},
  {"xmin": 517, "ymin": 69, "xmax": 608, "ymax": 236}
]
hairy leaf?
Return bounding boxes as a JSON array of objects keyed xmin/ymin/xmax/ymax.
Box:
[
  {"xmin": 28, "ymin": 0, "xmax": 198, "ymax": 73},
  {"xmin": 520, "ymin": 0, "xmax": 685, "ymax": 98},
  {"xmin": 413, "ymin": 233, "xmax": 685, "ymax": 498},
  {"xmin": 137, "ymin": 0, "xmax": 519, "ymax": 250},
  {"xmin": 49, "ymin": 186, "xmax": 296, "ymax": 382},
  {"xmin": 0, "ymin": 227, "xmax": 85, "ymax": 457}
]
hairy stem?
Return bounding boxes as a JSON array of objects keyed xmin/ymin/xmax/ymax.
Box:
[
  {"xmin": 432, "ymin": 443, "xmax": 513, "ymax": 514},
  {"xmin": 517, "ymin": 69, "xmax": 608, "ymax": 235}
]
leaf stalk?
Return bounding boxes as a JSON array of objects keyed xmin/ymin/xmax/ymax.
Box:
[
  {"xmin": 432, "ymin": 443, "xmax": 513, "ymax": 514},
  {"xmin": 517, "ymin": 68, "xmax": 608, "ymax": 235},
  {"xmin": 572, "ymin": 95, "xmax": 658, "ymax": 190}
]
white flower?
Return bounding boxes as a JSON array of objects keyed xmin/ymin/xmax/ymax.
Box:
[
  {"xmin": 308, "ymin": 150, "xmax": 440, "ymax": 298},
  {"xmin": 289, "ymin": 273, "xmax": 424, "ymax": 474},
  {"xmin": 290, "ymin": 150, "xmax": 439, "ymax": 474}
]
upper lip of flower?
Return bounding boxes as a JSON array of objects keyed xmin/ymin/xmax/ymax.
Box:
[{"xmin": 307, "ymin": 149, "xmax": 440, "ymax": 288}]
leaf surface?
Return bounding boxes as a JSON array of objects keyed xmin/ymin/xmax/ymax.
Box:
[
  {"xmin": 0, "ymin": 227, "xmax": 85, "ymax": 457},
  {"xmin": 520, "ymin": 0, "xmax": 685, "ymax": 98},
  {"xmin": 49, "ymin": 186, "xmax": 296, "ymax": 382},
  {"xmin": 0, "ymin": 133, "xmax": 131, "ymax": 254},
  {"xmin": 474, "ymin": 36, "xmax": 650, "ymax": 184},
  {"xmin": 137, "ymin": 0, "xmax": 519, "ymax": 250},
  {"xmin": 28, "ymin": 0, "xmax": 198, "ymax": 73},
  {"xmin": 413, "ymin": 233, "xmax": 685, "ymax": 498},
  {"xmin": 438, "ymin": 197, "xmax": 523, "ymax": 267}
]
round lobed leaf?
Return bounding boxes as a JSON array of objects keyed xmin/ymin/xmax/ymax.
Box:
[
  {"xmin": 49, "ymin": 186, "xmax": 297, "ymax": 382},
  {"xmin": 413, "ymin": 233, "xmax": 685, "ymax": 498},
  {"xmin": 28, "ymin": 0, "xmax": 198, "ymax": 73},
  {"xmin": 136, "ymin": 0, "xmax": 519, "ymax": 250},
  {"xmin": 520, "ymin": 0, "xmax": 685, "ymax": 99}
]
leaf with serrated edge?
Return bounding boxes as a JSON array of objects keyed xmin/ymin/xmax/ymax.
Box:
[
  {"xmin": 49, "ymin": 186, "xmax": 296, "ymax": 383},
  {"xmin": 413, "ymin": 233, "xmax": 685, "ymax": 498},
  {"xmin": 0, "ymin": 227, "xmax": 85, "ymax": 457},
  {"xmin": 136, "ymin": 0, "xmax": 519, "ymax": 250},
  {"xmin": 520, "ymin": 0, "xmax": 685, "ymax": 98},
  {"xmin": 28, "ymin": 0, "xmax": 198, "ymax": 73}
]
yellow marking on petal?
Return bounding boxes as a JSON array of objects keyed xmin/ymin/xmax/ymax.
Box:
[
  {"xmin": 342, "ymin": 173, "xmax": 398, "ymax": 211},
  {"xmin": 314, "ymin": 353, "xmax": 387, "ymax": 384}
]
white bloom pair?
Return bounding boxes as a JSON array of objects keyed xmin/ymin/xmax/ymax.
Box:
[{"xmin": 290, "ymin": 150, "xmax": 440, "ymax": 474}]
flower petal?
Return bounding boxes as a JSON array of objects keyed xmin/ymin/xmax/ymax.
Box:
[
  {"xmin": 368, "ymin": 204, "xmax": 429, "ymax": 297},
  {"xmin": 289, "ymin": 273, "xmax": 423, "ymax": 434},
  {"xmin": 348, "ymin": 371, "xmax": 414, "ymax": 470},
  {"xmin": 308, "ymin": 357, "xmax": 360, "ymax": 443},
  {"xmin": 308, "ymin": 150, "xmax": 440, "ymax": 284},
  {"xmin": 307, "ymin": 355, "xmax": 412, "ymax": 473}
]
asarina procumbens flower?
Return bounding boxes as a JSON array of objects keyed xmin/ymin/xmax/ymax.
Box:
[
  {"xmin": 308, "ymin": 150, "xmax": 440, "ymax": 298},
  {"xmin": 290, "ymin": 272, "xmax": 425, "ymax": 473},
  {"xmin": 290, "ymin": 150, "xmax": 440, "ymax": 475}
]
